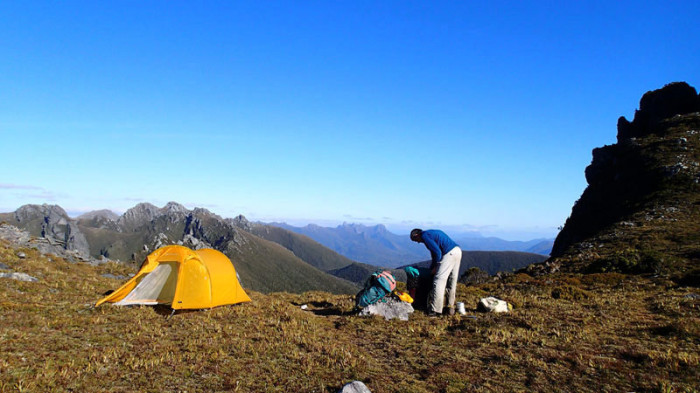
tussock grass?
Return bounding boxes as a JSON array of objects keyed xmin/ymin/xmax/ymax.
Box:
[{"xmin": 1, "ymin": 243, "xmax": 698, "ymax": 392}]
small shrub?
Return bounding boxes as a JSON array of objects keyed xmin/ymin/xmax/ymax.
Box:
[
  {"xmin": 459, "ymin": 267, "xmax": 490, "ymax": 286},
  {"xmin": 551, "ymin": 285, "xmax": 591, "ymax": 301},
  {"xmin": 587, "ymin": 249, "xmax": 662, "ymax": 274},
  {"xmin": 558, "ymin": 275, "xmax": 582, "ymax": 286},
  {"xmin": 510, "ymin": 273, "xmax": 534, "ymax": 283},
  {"xmin": 580, "ymin": 273, "xmax": 627, "ymax": 286},
  {"xmin": 675, "ymin": 269, "xmax": 700, "ymax": 287}
]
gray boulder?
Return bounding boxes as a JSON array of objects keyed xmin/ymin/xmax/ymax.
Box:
[{"xmin": 358, "ymin": 297, "xmax": 414, "ymax": 321}]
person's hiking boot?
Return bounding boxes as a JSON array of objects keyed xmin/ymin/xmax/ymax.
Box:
[
  {"xmin": 426, "ymin": 311, "xmax": 441, "ymax": 318},
  {"xmin": 447, "ymin": 307, "xmax": 455, "ymax": 316}
]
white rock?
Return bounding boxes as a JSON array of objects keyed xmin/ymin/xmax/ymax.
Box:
[
  {"xmin": 478, "ymin": 297, "xmax": 510, "ymax": 313},
  {"xmin": 338, "ymin": 381, "xmax": 371, "ymax": 393}
]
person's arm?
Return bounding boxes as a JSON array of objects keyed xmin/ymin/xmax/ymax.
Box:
[{"xmin": 422, "ymin": 234, "xmax": 443, "ymax": 267}]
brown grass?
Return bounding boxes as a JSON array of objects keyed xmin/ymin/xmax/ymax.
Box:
[{"xmin": 1, "ymin": 242, "xmax": 698, "ymax": 392}]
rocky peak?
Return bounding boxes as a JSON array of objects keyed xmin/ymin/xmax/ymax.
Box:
[
  {"xmin": 551, "ymin": 82, "xmax": 700, "ymax": 282},
  {"xmin": 339, "ymin": 223, "xmax": 389, "ymax": 238},
  {"xmin": 15, "ymin": 204, "xmax": 69, "ymax": 223},
  {"xmin": 617, "ymin": 82, "xmax": 700, "ymax": 142},
  {"xmin": 340, "ymin": 223, "xmax": 366, "ymax": 233},
  {"xmin": 163, "ymin": 201, "xmax": 189, "ymax": 215},
  {"xmin": 227, "ymin": 214, "xmax": 252, "ymax": 231},
  {"xmin": 190, "ymin": 207, "xmax": 218, "ymax": 218},
  {"xmin": 77, "ymin": 209, "xmax": 119, "ymax": 222},
  {"xmin": 117, "ymin": 202, "xmax": 161, "ymax": 231}
]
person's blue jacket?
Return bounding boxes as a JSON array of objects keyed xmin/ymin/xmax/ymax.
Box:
[{"xmin": 420, "ymin": 230, "xmax": 459, "ymax": 269}]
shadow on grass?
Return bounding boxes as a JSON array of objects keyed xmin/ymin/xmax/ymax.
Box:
[{"xmin": 309, "ymin": 307, "xmax": 356, "ymax": 316}]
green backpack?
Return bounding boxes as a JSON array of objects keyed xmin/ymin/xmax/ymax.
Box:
[{"xmin": 355, "ymin": 270, "xmax": 397, "ymax": 308}]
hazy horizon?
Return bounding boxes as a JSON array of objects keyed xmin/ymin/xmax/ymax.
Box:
[{"xmin": 2, "ymin": 201, "xmax": 555, "ymax": 241}]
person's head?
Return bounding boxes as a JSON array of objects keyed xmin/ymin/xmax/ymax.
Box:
[{"xmin": 410, "ymin": 228, "xmax": 423, "ymax": 243}]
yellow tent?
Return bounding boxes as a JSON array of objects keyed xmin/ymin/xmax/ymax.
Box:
[{"xmin": 96, "ymin": 245, "xmax": 250, "ymax": 309}]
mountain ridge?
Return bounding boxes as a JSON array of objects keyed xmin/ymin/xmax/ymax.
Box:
[
  {"xmin": 0, "ymin": 203, "xmax": 359, "ymax": 294},
  {"xmin": 272, "ymin": 222, "xmax": 552, "ymax": 267}
]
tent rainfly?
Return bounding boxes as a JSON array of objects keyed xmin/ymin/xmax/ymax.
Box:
[{"xmin": 96, "ymin": 245, "xmax": 250, "ymax": 309}]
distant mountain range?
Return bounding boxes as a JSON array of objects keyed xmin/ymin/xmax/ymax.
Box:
[
  {"xmin": 0, "ymin": 203, "xmax": 549, "ymax": 294},
  {"xmin": 272, "ymin": 222, "xmax": 552, "ymax": 267}
]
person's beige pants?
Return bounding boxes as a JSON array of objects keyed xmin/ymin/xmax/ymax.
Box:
[{"xmin": 429, "ymin": 246, "xmax": 462, "ymax": 313}]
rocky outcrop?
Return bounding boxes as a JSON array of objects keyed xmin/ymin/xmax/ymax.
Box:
[
  {"xmin": 550, "ymin": 82, "xmax": 700, "ymax": 280},
  {"xmin": 9, "ymin": 204, "xmax": 91, "ymax": 258},
  {"xmin": 0, "ymin": 222, "xmax": 106, "ymax": 264},
  {"xmin": 617, "ymin": 82, "xmax": 700, "ymax": 141}
]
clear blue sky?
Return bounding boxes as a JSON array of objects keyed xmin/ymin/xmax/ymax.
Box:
[{"xmin": 1, "ymin": 1, "xmax": 698, "ymax": 240}]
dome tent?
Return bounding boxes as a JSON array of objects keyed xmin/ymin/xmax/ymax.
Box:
[{"xmin": 96, "ymin": 245, "xmax": 250, "ymax": 310}]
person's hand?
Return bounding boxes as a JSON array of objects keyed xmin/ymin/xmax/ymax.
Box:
[{"xmin": 431, "ymin": 266, "xmax": 437, "ymax": 275}]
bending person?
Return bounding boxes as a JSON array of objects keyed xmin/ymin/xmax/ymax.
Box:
[{"xmin": 410, "ymin": 228, "xmax": 462, "ymax": 316}]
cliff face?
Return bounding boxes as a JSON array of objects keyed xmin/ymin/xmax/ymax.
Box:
[
  {"xmin": 550, "ymin": 82, "xmax": 700, "ymax": 283},
  {"xmin": 3, "ymin": 204, "xmax": 92, "ymax": 258}
]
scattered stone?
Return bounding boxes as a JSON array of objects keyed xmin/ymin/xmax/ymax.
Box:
[
  {"xmin": 684, "ymin": 293, "xmax": 700, "ymax": 299},
  {"xmin": 494, "ymin": 271, "xmax": 513, "ymax": 280},
  {"xmin": 0, "ymin": 262, "xmax": 10, "ymax": 270},
  {"xmin": 519, "ymin": 259, "xmax": 561, "ymax": 276},
  {"xmin": 338, "ymin": 381, "xmax": 371, "ymax": 393},
  {"xmin": 101, "ymin": 273, "xmax": 128, "ymax": 280},
  {"xmin": 358, "ymin": 297, "xmax": 414, "ymax": 321},
  {"xmin": 665, "ymin": 163, "xmax": 688, "ymax": 176},
  {"xmin": 17, "ymin": 252, "xmax": 26, "ymax": 259},
  {"xmin": 0, "ymin": 272, "xmax": 39, "ymax": 282}
]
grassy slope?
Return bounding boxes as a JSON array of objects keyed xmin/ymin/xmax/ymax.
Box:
[
  {"xmin": 248, "ymin": 224, "xmax": 357, "ymax": 272},
  {"xmin": 329, "ymin": 262, "xmax": 407, "ymax": 285},
  {"xmin": 223, "ymin": 230, "xmax": 359, "ymax": 295},
  {"xmin": 1, "ymin": 242, "xmax": 697, "ymax": 393}
]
